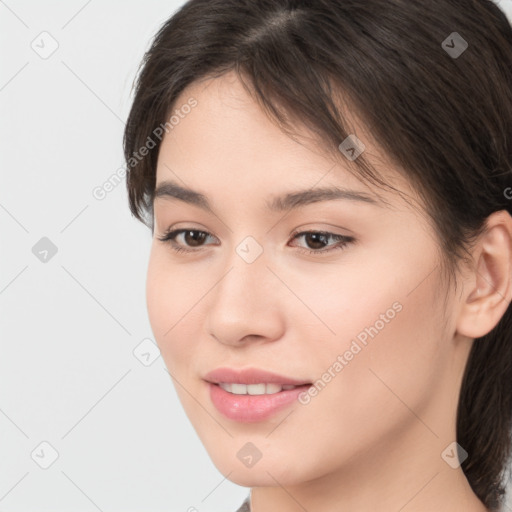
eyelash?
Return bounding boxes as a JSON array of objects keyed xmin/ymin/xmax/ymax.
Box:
[{"xmin": 156, "ymin": 228, "xmax": 355, "ymax": 256}]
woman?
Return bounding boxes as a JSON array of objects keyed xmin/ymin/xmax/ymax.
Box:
[{"xmin": 123, "ymin": 1, "xmax": 512, "ymax": 510}]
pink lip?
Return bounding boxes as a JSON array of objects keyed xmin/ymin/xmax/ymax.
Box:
[
  {"xmin": 203, "ymin": 367, "xmax": 312, "ymax": 423},
  {"xmin": 207, "ymin": 382, "xmax": 312, "ymax": 422},
  {"xmin": 203, "ymin": 367, "xmax": 311, "ymax": 386}
]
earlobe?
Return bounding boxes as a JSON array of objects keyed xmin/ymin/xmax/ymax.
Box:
[{"xmin": 456, "ymin": 210, "xmax": 512, "ymax": 339}]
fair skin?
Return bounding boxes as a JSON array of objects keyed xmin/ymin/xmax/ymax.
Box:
[{"xmin": 146, "ymin": 71, "xmax": 512, "ymax": 512}]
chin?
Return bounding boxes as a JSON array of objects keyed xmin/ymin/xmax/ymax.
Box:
[
  {"xmin": 225, "ymin": 468, "xmax": 299, "ymax": 488},
  {"xmin": 211, "ymin": 451, "xmax": 308, "ymax": 487}
]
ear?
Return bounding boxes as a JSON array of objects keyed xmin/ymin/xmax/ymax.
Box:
[{"xmin": 456, "ymin": 210, "xmax": 512, "ymax": 339}]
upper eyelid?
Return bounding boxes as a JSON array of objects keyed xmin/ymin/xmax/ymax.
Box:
[{"xmin": 160, "ymin": 227, "xmax": 348, "ymax": 237}]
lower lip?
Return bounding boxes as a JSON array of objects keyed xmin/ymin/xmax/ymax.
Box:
[{"xmin": 207, "ymin": 382, "xmax": 312, "ymax": 422}]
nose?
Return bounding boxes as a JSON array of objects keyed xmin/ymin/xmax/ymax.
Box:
[{"xmin": 205, "ymin": 245, "xmax": 285, "ymax": 347}]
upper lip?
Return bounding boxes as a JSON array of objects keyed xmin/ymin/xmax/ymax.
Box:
[{"xmin": 203, "ymin": 367, "xmax": 312, "ymax": 386}]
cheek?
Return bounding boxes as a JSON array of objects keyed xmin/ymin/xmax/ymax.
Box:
[
  {"xmin": 306, "ymin": 270, "xmax": 448, "ymax": 448},
  {"xmin": 145, "ymin": 246, "xmax": 198, "ymax": 370},
  {"xmin": 289, "ymin": 246, "xmax": 447, "ymax": 429},
  {"xmin": 145, "ymin": 248, "xmax": 168, "ymax": 339},
  {"xmin": 362, "ymin": 282, "xmax": 448, "ymax": 419},
  {"xmin": 278, "ymin": 251, "xmax": 409, "ymax": 365},
  {"xmin": 272, "ymin": 292, "xmax": 446, "ymax": 484}
]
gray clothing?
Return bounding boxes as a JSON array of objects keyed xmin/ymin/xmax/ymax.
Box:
[{"xmin": 235, "ymin": 494, "xmax": 251, "ymax": 512}]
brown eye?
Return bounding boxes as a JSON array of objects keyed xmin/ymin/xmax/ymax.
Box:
[
  {"xmin": 157, "ymin": 228, "xmax": 216, "ymax": 253},
  {"xmin": 289, "ymin": 230, "xmax": 355, "ymax": 255},
  {"xmin": 302, "ymin": 232, "xmax": 330, "ymax": 250},
  {"xmin": 181, "ymin": 230, "xmax": 208, "ymax": 247}
]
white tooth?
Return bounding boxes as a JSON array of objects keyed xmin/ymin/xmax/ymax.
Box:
[
  {"xmin": 219, "ymin": 382, "xmax": 232, "ymax": 393},
  {"xmin": 266, "ymin": 383, "xmax": 283, "ymax": 394},
  {"xmin": 230, "ymin": 383, "xmax": 248, "ymax": 395},
  {"xmin": 219, "ymin": 383, "xmax": 291, "ymax": 395},
  {"xmin": 247, "ymin": 383, "xmax": 267, "ymax": 395},
  {"xmin": 282, "ymin": 384, "xmax": 297, "ymax": 390}
]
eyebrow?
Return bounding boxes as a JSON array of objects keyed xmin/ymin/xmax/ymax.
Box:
[{"xmin": 153, "ymin": 179, "xmax": 382, "ymax": 213}]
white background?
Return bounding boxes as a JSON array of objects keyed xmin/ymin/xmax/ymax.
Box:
[{"xmin": 1, "ymin": 1, "xmax": 512, "ymax": 511}]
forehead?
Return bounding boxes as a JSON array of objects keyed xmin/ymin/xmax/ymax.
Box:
[
  {"xmin": 157, "ymin": 72, "xmax": 326, "ymax": 176},
  {"xmin": 155, "ymin": 71, "xmax": 417, "ymax": 210}
]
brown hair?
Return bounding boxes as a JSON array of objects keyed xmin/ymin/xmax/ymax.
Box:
[{"xmin": 123, "ymin": 0, "xmax": 512, "ymax": 508}]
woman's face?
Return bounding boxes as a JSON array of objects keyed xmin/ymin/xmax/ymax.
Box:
[{"xmin": 146, "ymin": 71, "xmax": 470, "ymax": 487}]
